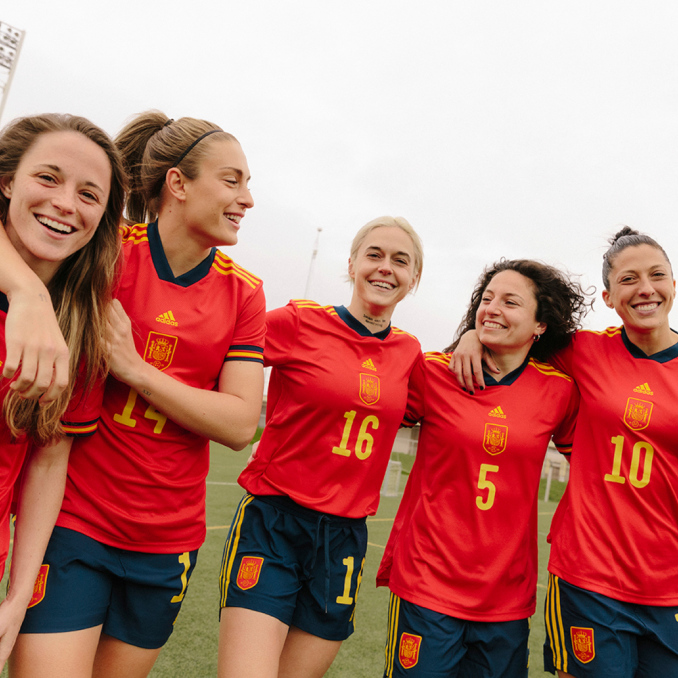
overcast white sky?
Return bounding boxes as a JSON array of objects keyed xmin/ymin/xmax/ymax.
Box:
[{"xmin": 3, "ymin": 1, "xmax": 678, "ymax": 351}]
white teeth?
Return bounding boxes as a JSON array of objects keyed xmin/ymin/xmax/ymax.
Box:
[
  {"xmin": 370, "ymin": 281, "xmax": 395, "ymax": 290},
  {"xmin": 483, "ymin": 322, "xmax": 504, "ymax": 329},
  {"xmin": 37, "ymin": 216, "xmax": 73, "ymax": 234},
  {"xmin": 225, "ymin": 214, "xmax": 241, "ymax": 224},
  {"xmin": 635, "ymin": 303, "xmax": 658, "ymax": 311}
]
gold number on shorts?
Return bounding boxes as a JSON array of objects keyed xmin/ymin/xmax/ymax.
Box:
[
  {"xmin": 170, "ymin": 552, "xmax": 191, "ymax": 603},
  {"xmin": 476, "ymin": 463, "xmax": 499, "ymax": 511},
  {"xmin": 336, "ymin": 556, "xmax": 355, "ymax": 605}
]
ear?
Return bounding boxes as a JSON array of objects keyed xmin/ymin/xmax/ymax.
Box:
[
  {"xmin": 0, "ymin": 176, "xmax": 13, "ymax": 200},
  {"xmin": 164, "ymin": 167, "xmax": 188, "ymax": 202},
  {"xmin": 602, "ymin": 289, "xmax": 614, "ymax": 309},
  {"xmin": 534, "ymin": 321, "xmax": 547, "ymax": 337},
  {"xmin": 347, "ymin": 257, "xmax": 355, "ymax": 281},
  {"xmin": 408, "ymin": 273, "xmax": 419, "ymax": 292}
]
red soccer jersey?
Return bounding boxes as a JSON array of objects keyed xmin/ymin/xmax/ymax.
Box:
[
  {"xmin": 377, "ymin": 352, "xmax": 578, "ymax": 622},
  {"xmin": 548, "ymin": 327, "xmax": 678, "ymax": 605},
  {"xmin": 57, "ymin": 222, "xmax": 265, "ymax": 553},
  {"xmin": 238, "ymin": 300, "xmax": 421, "ymax": 518},
  {"xmin": 0, "ymin": 293, "xmax": 102, "ymax": 576}
]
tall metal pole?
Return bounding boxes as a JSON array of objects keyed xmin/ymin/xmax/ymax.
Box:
[
  {"xmin": 0, "ymin": 22, "xmax": 25, "ymax": 126},
  {"xmin": 303, "ymin": 227, "xmax": 322, "ymax": 299}
]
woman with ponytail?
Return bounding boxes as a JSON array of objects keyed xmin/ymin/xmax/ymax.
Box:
[
  {"xmin": 0, "ymin": 113, "xmax": 125, "ymax": 669},
  {"xmin": 10, "ymin": 111, "xmax": 265, "ymax": 678}
]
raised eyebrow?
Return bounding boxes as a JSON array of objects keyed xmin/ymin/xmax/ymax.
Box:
[{"xmin": 36, "ymin": 164, "xmax": 105, "ymax": 194}]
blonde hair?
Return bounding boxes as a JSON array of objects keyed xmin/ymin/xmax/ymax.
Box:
[
  {"xmin": 115, "ymin": 110, "xmax": 237, "ymax": 223},
  {"xmin": 0, "ymin": 113, "xmax": 126, "ymax": 445},
  {"xmin": 349, "ymin": 216, "xmax": 423, "ymax": 290}
]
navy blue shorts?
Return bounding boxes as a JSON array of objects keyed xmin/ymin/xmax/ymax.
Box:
[
  {"xmin": 544, "ymin": 574, "xmax": 678, "ymax": 677},
  {"xmin": 20, "ymin": 526, "xmax": 198, "ymax": 649},
  {"xmin": 219, "ymin": 494, "xmax": 367, "ymax": 641},
  {"xmin": 384, "ymin": 593, "xmax": 529, "ymax": 678}
]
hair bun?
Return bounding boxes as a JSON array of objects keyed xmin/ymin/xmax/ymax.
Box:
[{"xmin": 610, "ymin": 225, "xmax": 639, "ymax": 245}]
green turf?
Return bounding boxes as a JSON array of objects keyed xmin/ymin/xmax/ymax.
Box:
[{"xmin": 0, "ymin": 442, "xmax": 563, "ymax": 677}]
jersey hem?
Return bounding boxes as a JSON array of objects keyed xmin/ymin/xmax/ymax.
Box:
[
  {"xmin": 548, "ymin": 566, "xmax": 678, "ymax": 606},
  {"xmin": 388, "ymin": 583, "xmax": 535, "ymax": 622},
  {"xmin": 55, "ymin": 515, "xmax": 206, "ymax": 554}
]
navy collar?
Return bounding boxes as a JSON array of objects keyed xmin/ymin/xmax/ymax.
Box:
[
  {"xmin": 335, "ymin": 305, "xmax": 391, "ymax": 340},
  {"xmin": 0, "ymin": 292, "xmax": 8, "ymax": 314},
  {"xmin": 482, "ymin": 356, "xmax": 530, "ymax": 386},
  {"xmin": 621, "ymin": 327, "xmax": 678, "ymax": 363},
  {"xmin": 148, "ymin": 220, "xmax": 216, "ymax": 287}
]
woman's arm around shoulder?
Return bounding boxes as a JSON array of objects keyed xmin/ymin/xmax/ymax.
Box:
[{"xmin": 0, "ymin": 226, "xmax": 69, "ymax": 403}]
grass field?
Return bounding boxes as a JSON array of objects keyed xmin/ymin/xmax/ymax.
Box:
[
  {"xmin": 147, "ymin": 443, "xmax": 565, "ymax": 677},
  {"xmin": 1, "ymin": 441, "xmax": 566, "ymax": 677}
]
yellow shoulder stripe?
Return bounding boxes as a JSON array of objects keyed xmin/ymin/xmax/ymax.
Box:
[{"xmin": 528, "ymin": 358, "xmax": 572, "ymax": 382}]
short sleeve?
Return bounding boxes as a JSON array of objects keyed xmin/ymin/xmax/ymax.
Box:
[
  {"xmin": 263, "ymin": 301, "xmax": 300, "ymax": 367},
  {"xmin": 225, "ymin": 282, "xmax": 266, "ymax": 365}
]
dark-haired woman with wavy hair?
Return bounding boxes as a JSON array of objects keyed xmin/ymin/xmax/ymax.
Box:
[
  {"xmin": 0, "ymin": 112, "xmax": 126, "ymax": 669},
  {"xmin": 378, "ymin": 259, "xmax": 589, "ymax": 678},
  {"xmin": 9, "ymin": 111, "xmax": 265, "ymax": 678}
]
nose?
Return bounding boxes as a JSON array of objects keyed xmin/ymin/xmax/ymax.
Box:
[
  {"xmin": 238, "ymin": 186, "xmax": 254, "ymax": 209},
  {"xmin": 378, "ymin": 258, "xmax": 393, "ymax": 275},
  {"xmin": 637, "ymin": 276, "xmax": 655, "ymax": 296},
  {"xmin": 52, "ymin": 185, "xmax": 77, "ymax": 214},
  {"xmin": 485, "ymin": 298, "xmax": 501, "ymax": 315}
]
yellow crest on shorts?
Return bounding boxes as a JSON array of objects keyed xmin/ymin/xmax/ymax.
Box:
[
  {"xmin": 623, "ymin": 397, "xmax": 653, "ymax": 432},
  {"xmin": 28, "ymin": 564, "xmax": 49, "ymax": 608},
  {"xmin": 570, "ymin": 626, "xmax": 595, "ymax": 663},
  {"xmin": 398, "ymin": 632, "xmax": 421, "ymax": 669},
  {"xmin": 237, "ymin": 556, "xmax": 263, "ymax": 591},
  {"xmin": 359, "ymin": 373, "xmax": 381, "ymax": 406},
  {"xmin": 483, "ymin": 423, "xmax": 508, "ymax": 455},
  {"xmin": 143, "ymin": 332, "xmax": 178, "ymax": 371}
]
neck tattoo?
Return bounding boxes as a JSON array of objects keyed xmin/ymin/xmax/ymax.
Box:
[{"xmin": 363, "ymin": 314, "xmax": 387, "ymax": 329}]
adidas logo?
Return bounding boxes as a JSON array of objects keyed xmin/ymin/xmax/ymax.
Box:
[
  {"xmin": 633, "ymin": 383, "xmax": 654, "ymax": 396},
  {"xmin": 362, "ymin": 358, "xmax": 377, "ymax": 371},
  {"xmin": 156, "ymin": 310, "xmax": 178, "ymax": 327},
  {"xmin": 488, "ymin": 406, "xmax": 506, "ymax": 419}
]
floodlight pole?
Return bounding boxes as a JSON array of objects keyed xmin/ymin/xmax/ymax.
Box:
[
  {"xmin": 303, "ymin": 227, "xmax": 322, "ymax": 299},
  {"xmin": 0, "ymin": 22, "xmax": 25, "ymax": 126}
]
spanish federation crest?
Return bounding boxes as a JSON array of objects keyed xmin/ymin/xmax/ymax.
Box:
[
  {"xmin": 570, "ymin": 626, "xmax": 595, "ymax": 663},
  {"xmin": 483, "ymin": 423, "xmax": 508, "ymax": 455},
  {"xmin": 623, "ymin": 397, "xmax": 653, "ymax": 432},
  {"xmin": 143, "ymin": 332, "xmax": 178, "ymax": 371},
  {"xmin": 237, "ymin": 556, "xmax": 263, "ymax": 590},
  {"xmin": 28, "ymin": 564, "xmax": 49, "ymax": 608},
  {"xmin": 398, "ymin": 632, "xmax": 422, "ymax": 669},
  {"xmin": 359, "ymin": 373, "xmax": 381, "ymax": 405}
]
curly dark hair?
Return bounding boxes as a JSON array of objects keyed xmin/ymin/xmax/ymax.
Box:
[
  {"xmin": 445, "ymin": 259, "xmax": 591, "ymax": 362},
  {"xmin": 602, "ymin": 226, "xmax": 672, "ymax": 290}
]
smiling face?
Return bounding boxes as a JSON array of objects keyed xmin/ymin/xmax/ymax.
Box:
[
  {"xmin": 348, "ymin": 225, "xmax": 418, "ymax": 314},
  {"xmin": 0, "ymin": 131, "xmax": 111, "ymax": 282},
  {"xmin": 476, "ymin": 269, "xmax": 546, "ymax": 356},
  {"xmin": 602, "ymin": 244, "xmax": 675, "ymax": 337},
  {"xmin": 180, "ymin": 139, "xmax": 253, "ymax": 249}
]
